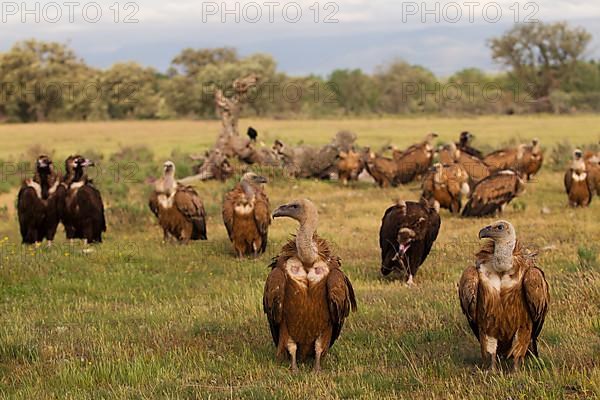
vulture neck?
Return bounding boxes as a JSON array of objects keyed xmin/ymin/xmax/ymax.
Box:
[
  {"xmin": 241, "ymin": 180, "xmax": 256, "ymax": 200},
  {"xmin": 35, "ymin": 168, "xmax": 52, "ymax": 199},
  {"xmin": 492, "ymin": 237, "xmax": 516, "ymax": 273},
  {"xmin": 72, "ymin": 168, "xmax": 87, "ymax": 184},
  {"xmin": 163, "ymin": 173, "xmax": 176, "ymax": 194},
  {"xmin": 296, "ymin": 209, "xmax": 319, "ymax": 266}
]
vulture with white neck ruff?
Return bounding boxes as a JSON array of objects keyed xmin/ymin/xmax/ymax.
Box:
[
  {"xmin": 149, "ymin": 161, "xmax": 207, "ymax": 242},
  {"xmin": 564, "ymin": 149, "xmax": 592, "ymax": 207},
  {"xmin": 60, "ymin": 155, "xmax": 106, "ymax": 244},
  {"xmin": 263, "ymin": 199, "xmax": 357, "ymax": 372},
  {"xmin": 379, "ymin": 198, "xmax": 441, "ymax": 285},
  {"xmin": 458, "ymin": 221, "xmax": 549, "ymax": 370},
  {"xmin": 222, "ymin": 172, "xmax": 271, "ymax": 257},
  {"xmin": 17, "ymin": 155, "xmax": 61, "ymax": 245}
]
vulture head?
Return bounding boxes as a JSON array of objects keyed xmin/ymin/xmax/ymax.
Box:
[
  {"xmin": 241, "ymin": 172, "xmax": 267, "ymax": 185},
  {"xmin": 394, "ymin": 227, "xmax": 418, "ymax": 260},
  {"xmin": 67, "ymin": 155, "xmax": 94, "ymax": 182},
  {"xmin": 572, "ymin": 149, "xmax": 586, "ymax": 172},
  {"xmin": 424, "ymin": 132, "xmax": 439, "ymax": 144},
  {"xmin": 459, "ymin": 131, "xmax": 473, "ymax": 145},
  {"xmin": 273, "ymin": 199, "xmax": 318, "ymax": 226},
  {"xmin": 36, "ymin": 155, "xmax": 54, "ymax": 174},
  {"xmin": 478, "ymin": 220, "xmax": 517, "ymax": 272},
  {"xmin": 163, "ymin": 161, "xmax": 176, "ymax": 177}
]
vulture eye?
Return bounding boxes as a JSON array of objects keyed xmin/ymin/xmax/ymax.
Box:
[{"xmin": 498, "ymin": 225, "xmax": 504, "ymax": 230}]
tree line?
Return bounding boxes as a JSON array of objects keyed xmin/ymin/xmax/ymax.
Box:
[{"xmin": 0, "ymin": 22, "xmax": 599, "ymax": 123}]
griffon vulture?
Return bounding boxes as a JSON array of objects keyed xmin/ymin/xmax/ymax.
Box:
[
  {"xmin": 223, "ymin": 172, "xmax": 271, "ymax": 257},
  {"xmin": 365, "ymin": 151, "xmax": 398, "ymax": 188},
  {"xmin": 520, "ymin": 139, "xmax": 544, "ymax": 180},
  {"xmin": 457, "ymin": 131, "xmax": 483, "ymax": 159},
  {"xmin": 17, "ymin": 155, "xmax": 61, "ymax": 245},
  {"xmin": 61, "ymin": 155, "xmax": 106, "ymax": 243},
  {"xmin": 438, "ymin": 143, "xmax": 490, "ymax": 185},
  {"xmin": 149, "ymin": 161, "xmax": 207, "ymax": 242},
  {"xmin": 379, "ymin": 198, "xmax": 441, "ymax": 285},
  {"xmin": 484, "ymin": 145, "xmax": 525, "ymax": 173},
  {"xmin": 458, "ymin": 220, "xmax": 549, "ymax": 370},
  {"xmin": 263, "ymin": 199, "xmax": 357, "ymax": 371},
  {"xmin": 422, "ymin": 163, "xmax": 470, "ymax": 213},
  {"xmin": 462, "ymin": 170, "xmax": 526, "ymax": 218},
  {"xmin": 391, "ymin": 133, "xmax": 438, "ymax": 184},
  {"xmin": 564, "ymin": 149, "xmax": 592, "ymax": 207},
  {"xmin": 336, "ymin": 149, "xmax": 362, "ymax": 185}
]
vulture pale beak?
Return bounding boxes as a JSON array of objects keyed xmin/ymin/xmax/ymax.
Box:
[
  {"xmin": 254, "ymin": 175, "xmax": 268, "ymax": 184},
  {"xmin": 272, "ymin": 203, "xmax": 298, "ymax": 219},
  {"xmin": 37, "ymin": 159, "xmax": 49, "ymax": 168},
  {"xmin": 82, "ymin": 159, "xmax": 95, "ymax": 167},
  {"xmin": 479, "ymin": 226, "xmax": 493, "ymax": 240}
]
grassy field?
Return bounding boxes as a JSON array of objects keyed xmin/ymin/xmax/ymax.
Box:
[{"xmin": 0, "ymin": 116, "xmax": 598, "ymax": 399}]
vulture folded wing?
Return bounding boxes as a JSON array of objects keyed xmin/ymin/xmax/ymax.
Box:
[
  {"xmin": 522, "ymin": 266, "xmax": 549, "ymax": 357},
  {"xmin": 458, "ymin": 266, "xmax": 480, "ymax": 339},
  {"xmin": 326, "ymin": 268, "xmax": 357, "ymax": 347},
  {"xmin": 175, "ymin": 187, "xmax": 207, "ymax": 239},
  {"xmin": 222, "ymin": 190, "xmax": 236, "ymax": 240},
  {"xmin": 564, "ymin": 170, "xmax": 573, "ymax": 194},
  {"xmin": 148, "ymin": 190, "xmax": 159, "ymax": 218},
  {"xmin": 263, "ymin": 266, "xmax": 287, "ymax": 346},
  {"xmin": 463, "ymin": 173, "xmax": 518, "ymax": 217},
  {"xmin": 422, "ymin": 212, "xmax": 441, "ymax": 263},
  {"xmin": 253, "ymin": 190, "xmax": 271, "ymax": 253},
  {"xmin": 78, "ymin": 185, "xmax": 106, "ymax": 232}
]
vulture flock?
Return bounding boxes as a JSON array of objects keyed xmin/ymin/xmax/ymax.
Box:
[{"xmin": 14, "ymin": 128, "xmax": 598, "ymax": 373}]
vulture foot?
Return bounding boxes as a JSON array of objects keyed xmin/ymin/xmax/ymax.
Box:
[{"xmin": 406, "ymin": 275, "xmax": 415, "ymax": 287}]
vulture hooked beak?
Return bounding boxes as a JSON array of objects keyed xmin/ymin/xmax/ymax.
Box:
[
  {"xmin": 254, "ymin": 175, "xmax": 268, "ymax": 184},
  {"xmin": 479, "ymin": 225, "xmax": 493, "ymax": 239},
  {"xmin": 272, "ymin": 203, "xmax": 300, "ymax": 219},
  {"xmin": 81, "ymin": 159, "xmax": 95, "ymax": 167}
]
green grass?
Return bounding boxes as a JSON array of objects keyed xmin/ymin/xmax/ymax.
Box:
[{"xmin": 0, "ymin": 116, "xmax": 599, "ymax": 399}]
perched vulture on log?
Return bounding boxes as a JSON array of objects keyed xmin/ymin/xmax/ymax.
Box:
[
  {"xmin": 149, "ymin": 161, "xmax": 207, "ymax": 242},
  {"xmin": 391, "ymin": 133, "xmax": 438, "ymax": 184},
  {"xmin": 422, "ymin": 163, "xmax": 470, "ymax": 213},
  {"xmin": 462, "ymin": 170, "xmax": 526, "ymax": 218},
  {"xmin": 365, "ymin": 151, "xmax": 398, "ymax": 188},
  {"xmin": 61, "ymin": 155, "xmax": 106, "ymax": 243},
  {"xmin": 190, "ymin": 149, "xmax": 234, "ymax": 182},
  {"xmin": 564, "ymin": 149, "xmax": 592, "ymax": 207},
  {"xmin": 484, "ymin": 145, "xmax": 525, "ymax": 173},
  {"xmin": 222, "ymin": 172, "xmax": 271, "ymax": 257},
  {"xmin": 457, "ymin": 131, "xmax": 483, "ymax": 159},
  {"xmin": 379, "ymin": 198, "xmax": 441, "ymax": 284},
  {"xmin": 520, "ymin": 139, "xmax": 544, "ymax": 180},
  {"xmin": 17, "ymin": 155, "xmax": 61, "ymax": 245},
  {"xmin": 438, "ymin": 143, "xmax": 490, "ymax": 185},
  {"xmin": 264, "ymin": 199, "xmax": 357, "ymax": 372},
  {"xmin": 458, "ymin": 220, "xmax": 549, "ymax": 370}
]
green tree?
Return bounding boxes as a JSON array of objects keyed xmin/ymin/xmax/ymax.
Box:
[{"xmin": 328, "ymin": 69, "xmax": 378, "ymax": 115}]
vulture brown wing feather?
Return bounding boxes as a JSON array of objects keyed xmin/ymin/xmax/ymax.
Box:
[
  {"xmin": 327, "ymin": 268, "xmax": 357, "ymax": 348},
  {"xmin": 263, "ymin": 266, "xmax": 287, "ymax": 346},
  {"xmin": 148, "ymin": 191, "xmax": 159, "ymax": 218},
  {"xmin": 222, "ymin": 190, "xmax": 236, "ymax": 240},
  {"xmin": 253, "ymin": 189, "xmax": 271, "ymax": 253},
  {"xmin": 458, "ymin": 265, "xmax": 480, "ymax": 339},
  {"xmin": 175, "ymin": 187, "xmax": 207, "ymax": 240},
  {"xmin": 522, "ymin": 266, "xmax": 549, "ymax": 356}
]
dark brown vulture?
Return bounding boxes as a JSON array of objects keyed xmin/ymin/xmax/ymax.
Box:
[
  {"xmin": 564, "ymin": 149, "xmax": 592, "ymax": 207},
  {"xmin": 520, "ymin": 139, "xmax": 544, "ymax": 180},
  {"xmin": 222, "ymin": 172, "xmax": 271, "ymax": 257},
  {"xmin": 462, "ymin": 170, "xmax": 526, "ymax": 218},
  {"xmin": 263, "ymin": 199, "xmax": 357, "ymax": 372},
  {"xmin": 379, "ymin": 198, "xmax": 441, "ymax": 285},
  {"xmin": 391, "ymin": 133, "xmax": 438, "ymax": 184},
  {"xmin": 422, "ymin": 163, "xmax": 470, "ymax": 213},
  {"xmin": 457, "ymin": 131, "xmax": 483, "ymax": 159},
  {"xmin": 17, "ymin": 155, "xmax": 61, "ymax": 245},
  {"xmin": 458, "ymin": 220, "xmax": 549, "ymax": 370},
  {"xmin": 149, "ymin": 161, "xmax": 207, "ymax": 242},
  {"xmin": 365, "ymin": 151, "xmax": 398, "ymax": 188},
  {"xmin": 483, "ymin": 145, "xmax": 525, "ymax": 173},
  {"xmin": 335, "ymin": 149, "xmax": 362, "ymax": 185},
  {"xmin": 586, "ymin": 159, "xmax": 600, "ymax": 196},
  {"xmin": 61, "ymin": 155, "xmax": 106, "ymax": 244},
  {"xmin": 438, "ymin": 143, "xmax": 490, "ymax": 185}
]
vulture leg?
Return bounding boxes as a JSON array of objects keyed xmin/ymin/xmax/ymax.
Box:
[
  {"xmin": 513, "ymin": 356, "xmax": 523, "ymax": 372},
  {"xmin": 406, "ymin": 274, "xmax": 415, "ymax": 287},
  {"xmin": 314, "ymin": 331, "xmax": 331, "ymax": 372},
  {"xmin": 286, "ymin": 338, "xmax": 299, "ymax": 373},
  {"xmin": 480, "ymin": 335, "xmax": 498, "ymax": 371}
]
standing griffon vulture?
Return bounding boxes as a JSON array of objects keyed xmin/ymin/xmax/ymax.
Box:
[
  {"xmin": 457, "ymin": 131, "xmax": 483, "ymax": 159},
  {"xmin": 462, "ymin": 170, "xmax": 526, "ymax": 218},
  {"xmin": 365, "ymin": 151, "xmax": 398, "ymax": 188},
  {"xmin": 422, "ymin": 163, "xmax": 470, "ymax": 213},
  {"xmin": 336, "ymin": 149, "xmax": 362, "ymax": 185},
  {"xmin": 520, "ymin": 139, "xmax": 544, "ymax": 180},
  {"xmin": 458, "ymin": 220, "xmax": 549, "ymax": 370},
  {"xmin": 438, "ymin": 143, "xmax": 490, "ymax": 185},
  {"xmin": 391, "ymin": 133, "xmax": 438, "ymax": 184},
  {"xmin": 564, "ymin": 149, "xmax": 592, "ymax": 207},
  {"xmin": 149, "ymin": 161, "xmax": 207, "ymax": 242},
  {"xmin": 17, "ymin": 155, "xmax": 61, "ymax": 245},
  {"xmin": 61, "ymin": 155, "xmax": 106, "ymax": 243},
  {"xmin": 379, "ymin": 198, "xmax": 441, "ymax": 285},
  {"xmin": 263, "ymin": 199, "xmax": 357, "ymax": 372},
  {"xmin": 222, "ymin": 172, "xmax": 271, "ymax": 257}
]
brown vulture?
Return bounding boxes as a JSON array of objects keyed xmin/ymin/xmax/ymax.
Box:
[
  {"xmin": 422, "ymin": 163, "xmax": 470, "ymax": 213},
  {"xmin": 149, "ymin": 161, "xmax": 207, "ymax": 242},
  {"xmin": 483, "ymin": 145, "xmax": 525, "ymax": 173},
  {"xmin": 391, "ymin": 133, "xmax": 438, "ymax": 184},
  {"xmin": 457, "ymin": 131, "xmax": 483, "ymax": 159},
  {"xmin": 335, "ymin": 149, "xmax": 362, "ymax": 185},
  {"xmin": 222, "ymin": 172, "xmax": 271, "ymax": 257},
  {"xmin": 564, "ymin": 149, "xmax": 592, "ymax": 207},
  {"xmin": 365, "ymin": 151, "xmax": 398, "ymax": 188},
  {"xmin": 61, "ymin": 155, "xmax": 106, "ymax": 244},
  {"xmin": 17, "ymin": 155, "xmax": 61, "ymax": 245},
  {"xmin": 462, "ymin": 170, "xmax": 526, "ymax": 218},
  {"xmin": 263, "ymin": 199, "xmax": 357, "ymax": 372},
  {"xmin": 458, "ymin": 220, "xmax": 549, "ymax": 370},
  {"xmin": 520, "ymin": 139, "xmax": 544, "ymax": 180},
  {"xmin": 438, "ymin": 143, "xmax": 490, "ymax": 185},
  {"xmin": 379, "ymin": 198, "xmax": 441, "ymax": 285},
  {"xmin": 586, "ymin": 158, "xmax": 600, "ymax": 195}
]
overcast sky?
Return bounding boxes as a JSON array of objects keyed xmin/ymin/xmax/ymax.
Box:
[{"xmin": 1, "ymin": 0, "xmax": 600, "ymax": 76}]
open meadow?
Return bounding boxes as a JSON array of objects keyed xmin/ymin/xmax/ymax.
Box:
[{"xmin": 0, "ymin": 116, "xmax": 599, "ymax": 399}]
